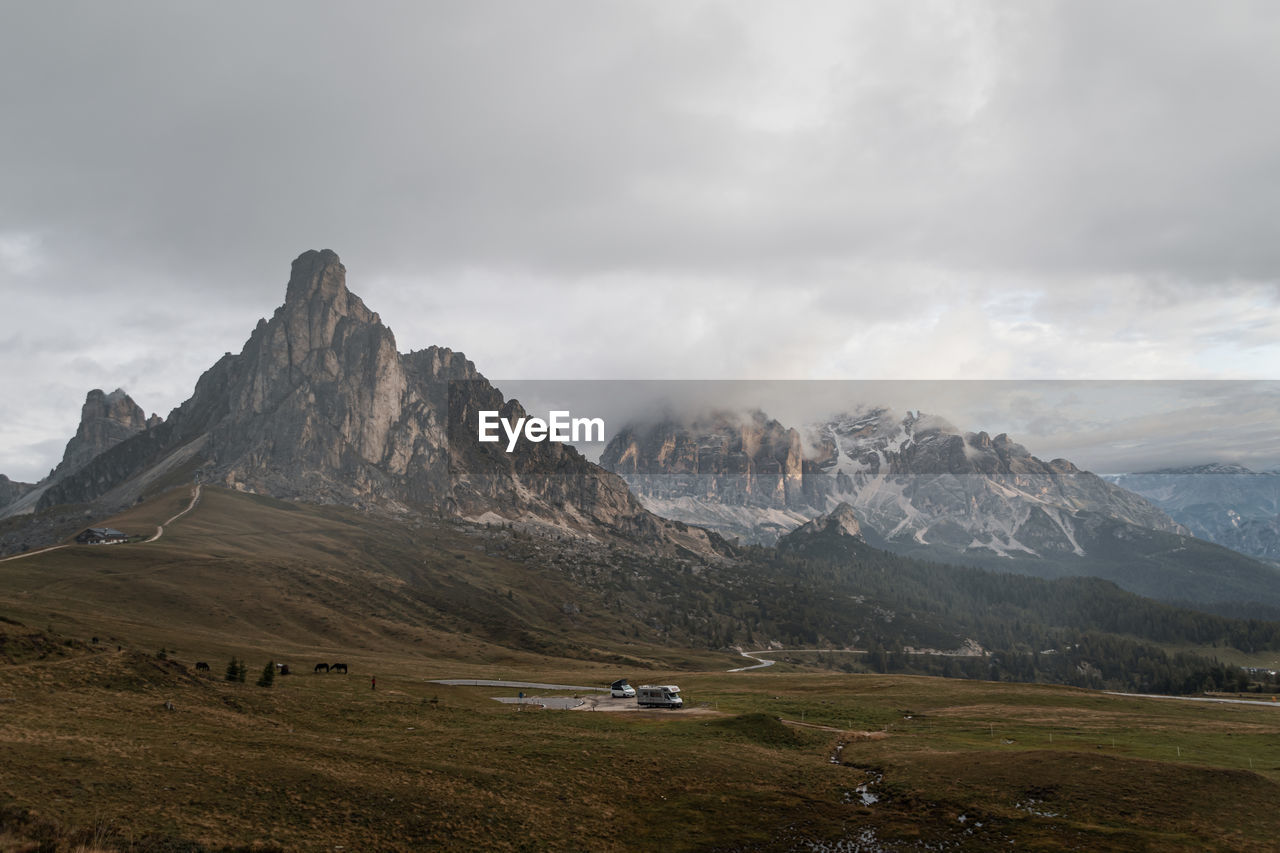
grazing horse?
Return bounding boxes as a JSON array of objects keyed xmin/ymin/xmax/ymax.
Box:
[
  {"xmin": 314, "ymin": 662, "xmax": 330, "ymax": 673},
  {"xmin": 194, "ymin": 661, "xmax": 210, "ymax": 672},
  {"xmin": 331, "ymin": 663, "xmax": 348, "ymax": 674}
]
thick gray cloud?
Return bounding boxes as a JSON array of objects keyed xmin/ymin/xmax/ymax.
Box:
[{"xmin": 2, "ymin": 2, "xmax": 1279, "ymax": 481}]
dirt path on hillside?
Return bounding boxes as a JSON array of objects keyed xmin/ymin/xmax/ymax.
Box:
[
  {"xmin": 1, "ymin": 484, "xmax": 203, "ymax": 562},
  {"xmin": 146, "ymin": 484, "xmax": 202, "ymax": 543},
  {"xmin": 0, "ymin": 543, "xmax": 68, "ymax": 563}
]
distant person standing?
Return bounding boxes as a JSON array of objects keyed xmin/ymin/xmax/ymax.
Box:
[{"xmin": 371, "ymin": 676, "xmax": 376, "ymax": 691}]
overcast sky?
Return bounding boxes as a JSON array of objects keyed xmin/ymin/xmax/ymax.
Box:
[{"xmin": 3, "ymin": 2, "xmax": 1279, "ymax": 482}]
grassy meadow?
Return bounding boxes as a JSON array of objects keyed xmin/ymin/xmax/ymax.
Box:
[
  {"xmin": 1, "ymin": 486, "xmax": 1279, "ymax": 850},
  {"xmin": 1, "ymin": 648, "xmax": 1279, "ymax": 851}
]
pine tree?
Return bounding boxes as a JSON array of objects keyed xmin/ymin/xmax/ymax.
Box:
[
  {"xmin": 237, "ymin": 660, "xmax": 248, "ymax": 683},
  {"xmin": 225, "ymin": 657, "xmax": 240, "ymax": 682},
  {"xmin": 257, "ymin": 661, "xmax": 276, "ymax": 688}
]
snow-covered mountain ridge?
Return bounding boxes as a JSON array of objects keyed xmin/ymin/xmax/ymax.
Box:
[{"xmin": 603, "ymin": 406, "xmax": 1184, "ymax": 558}]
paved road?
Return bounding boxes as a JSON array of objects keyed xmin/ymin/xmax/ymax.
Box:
[
  {"xmin": 1106, "ymin": 691, "xmax": 1280, "ymax": 708},
  {"xmin": 431, "ymin": 679, "xmax": 609, "ymax": 692},
  {"xmin": 492, "ymin": 696, "xmax": 586, "ymax": 710},
  {"xmin": 728, "ymin": 651, "xmax": 777, "ymax": 672},
  {"xmin": 431, "ymin": 679, "xmax": 609, "ymax": 711}
]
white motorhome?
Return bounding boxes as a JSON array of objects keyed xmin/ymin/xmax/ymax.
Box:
[{"xmin": 636, "ymin": 684, "xmax": 682, "ymax": 708}]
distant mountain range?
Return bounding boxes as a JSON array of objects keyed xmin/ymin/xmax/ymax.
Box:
[
  {"xmin": 603, "ymin": 406, "xmax": 1182, "ymax": 550},
  {"xmin": 601, "ymin": 407, "xmax": 1280, "ymax": 606},
  {"xmin": 1108, "ymin": 464, "xmax": 1280, "ymax": 563}
]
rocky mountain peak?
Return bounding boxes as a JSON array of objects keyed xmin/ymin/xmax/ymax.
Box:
[
  {"xmin": 793, "ymin": 502, "xmax": 864, "ymax": 540},
  {"xmin": 0, "ymin": 474, "xmax": 36, "ymax": 511},
  {"xmin": 280, "ymin": 249, "xmax": 381, "ymax": 346},
  {"xmin": 49, "ymin": 388, "xmax": 155, "ymax": 482},
  {"xmin": 228, "ymin": 249, "xmax": 400, "ymax": 424},
  {"xmin": 776, "ymin": 501, "xmax": 867, "ymax": 559},
  {"xmin": 284, "ymin": 249, "xmax": 352, "ymax": 310},
  {"xmin": 30, "ymin": 251, "xmax": 692, "ymax": 552}
]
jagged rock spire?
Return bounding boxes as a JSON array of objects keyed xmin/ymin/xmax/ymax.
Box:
[
  {"xmin": 284, "ymin": 249, "xmax": 347, "ymax": 306},
  {"xmin": 50, "ymin": 388, "xmax": 156, "ymax": 482}
]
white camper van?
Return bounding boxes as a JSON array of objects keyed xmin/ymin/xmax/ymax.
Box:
[{"xmin": 636, "ymin": 684, "xmax": 683, "ymax": 709}]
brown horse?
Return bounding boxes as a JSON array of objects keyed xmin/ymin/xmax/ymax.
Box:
[
  {"xmin": 194, "ymin": 661, "xmax": 210, "ymax": 672},
  {"xmin": 331, "ymin": 663, "xmax": 348, "ymax": 674},
  {"xmin": 314, "ymin": 662, "xmax": 330, "ymax": 673}
]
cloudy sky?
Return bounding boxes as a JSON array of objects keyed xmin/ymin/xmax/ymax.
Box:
[{"xmin": 3, "ymin": 2, "xmax": 1279, "ymax": 481}]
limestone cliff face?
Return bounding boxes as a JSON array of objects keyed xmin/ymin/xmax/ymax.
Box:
[
  {"xmin": 174, "ymin": 250, "xmax": 424, "ymax": 502},
  {"xmin": 36, "ymin": 250, "xmax": 667, "ymax": 542},
  {"xmin": 599, "ymin": 411, "xmax": 829, "ymax": 545},
  {"xmin": 602, "ymin": 411, "xmax": 822, "ymax": 509},
  {"xmin": 48, "ymin": 389, "xmax": 159, "ymax": 483},
  {"xmin": 0, "ymin": 475, "xmax": 36, "ymax": 510}
]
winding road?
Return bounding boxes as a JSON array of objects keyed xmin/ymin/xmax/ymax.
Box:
[
  {"xmin": 1106, "ymin": 691, "xmax": 1280, "ymax": 708},
  {"xmin": 0, "ymin": 484, "xmax": 202, "ymax": 562},
  {"xmin": 728, "ymin": 651, "xmax": 777, "ymax": 672}
]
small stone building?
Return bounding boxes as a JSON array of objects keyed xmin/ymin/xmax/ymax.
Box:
[{"xmin": 75, "ymin": 527, "xmax": 128, "ymax": 545}]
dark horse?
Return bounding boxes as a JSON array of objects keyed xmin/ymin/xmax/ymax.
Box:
[
  {"xmin": 331, "ymin": 663, "xmax": 348, "ymax": 674},
  {"xmin": 314, "ymin": 662, "xmax": 330, "ymax": 673},
  {"xmin": 194, "ymin": 661, "xmax": 210, "ymax": 672}
]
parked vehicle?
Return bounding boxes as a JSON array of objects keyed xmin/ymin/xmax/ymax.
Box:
[
  {"xmin": 610, "ymin": 679, "xmax": 636, "ymax": 698},
  {"xmin": 636, "ymin": 684, "xmax": 682, "ymax": 708}
]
